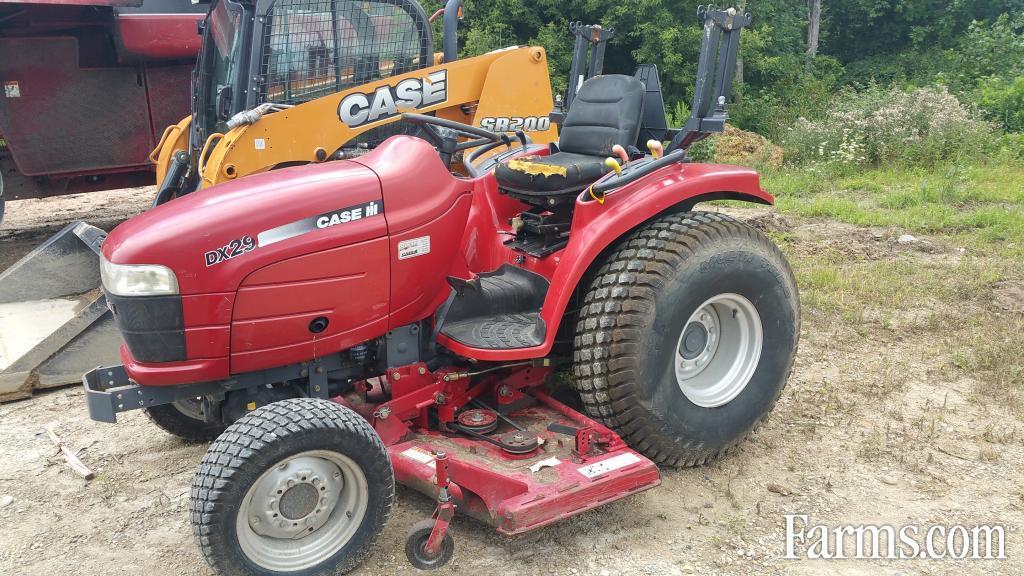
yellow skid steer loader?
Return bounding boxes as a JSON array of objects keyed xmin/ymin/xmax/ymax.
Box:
[{"xmin": 151, "ymin": 0, "xmax": 558, "ymax": 198}]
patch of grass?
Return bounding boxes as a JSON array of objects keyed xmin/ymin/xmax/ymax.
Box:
[
  {"xmin": 763, "ymin": 160, "xmax": 1024, "ymax": 253},
  {"xmin": 858, "ymin": 428, "xmax": 885, "ymax": 460},
  {"xmin": 953, "ymin": 317, "xmax": 1024, "ymax": 415},
  {"xmin": 762, "ymin": 158, "xmax": 1024, "ymax": 420},
  {"xmin": 785, "ymin": 252, "xmax": 1005, "ymax": 325}
]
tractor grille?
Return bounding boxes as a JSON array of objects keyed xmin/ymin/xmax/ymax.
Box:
[{"xmin": 258, "ymin": 0, "xmax": 432, "ymax": 106}]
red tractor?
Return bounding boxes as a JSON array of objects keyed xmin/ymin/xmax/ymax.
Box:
[{"xmin": 83, "ymin": 7, "xmax": 798, "ymax": 573}]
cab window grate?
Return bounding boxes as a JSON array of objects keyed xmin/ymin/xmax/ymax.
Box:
[{"xmin": 258, "ymin": 0, "xmax": 431, "ymax": 106}]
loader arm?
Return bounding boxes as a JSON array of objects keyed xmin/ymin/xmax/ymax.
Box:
[
  {"xmin": 198, "ymin": 47, "xmax": 558, "ymax": 189},
  {"xmin": 152, "ymin": 116, "xmax": 192, "ymax": 188}
]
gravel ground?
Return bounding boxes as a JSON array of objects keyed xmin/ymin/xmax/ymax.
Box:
[{"xmin": 0, "ymin": 190, "xmax": 1020, "ymax": 576}]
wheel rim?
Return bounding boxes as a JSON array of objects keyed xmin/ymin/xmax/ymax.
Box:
[
  {"xmin": 171, "ymin": 397, "xmax": 206, "ymax": 420},
  {"xmin": 236, "ymin": 450, "xmax": 369, "ymax": 572},
  {"xmin": 674, "ymin": 293, "xmax": 763, "ymax": 408}
]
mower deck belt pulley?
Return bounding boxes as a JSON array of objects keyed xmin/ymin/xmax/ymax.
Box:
[{"xmin": 449, "ymin": 416, "xmax": 541, "ymax": 454}]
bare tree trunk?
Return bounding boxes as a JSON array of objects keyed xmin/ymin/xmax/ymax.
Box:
[{"xmin": 806, "ymin": 0, "xmax": 821, "ymax": 72}]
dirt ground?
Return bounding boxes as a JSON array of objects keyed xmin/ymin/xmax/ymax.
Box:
[{"xmin": 0, "ymin": 190, "xmax": 1021, "ymax": 576}]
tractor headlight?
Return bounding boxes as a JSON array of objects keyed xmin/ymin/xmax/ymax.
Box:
[{"xmin": 100, "ymin": 256, "xmax": 179, "ymax": 297}]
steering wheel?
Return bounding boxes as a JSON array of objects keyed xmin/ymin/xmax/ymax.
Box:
[{"xmin": 401, "ymin": 113, "xmax": 529, "ymax": 175}]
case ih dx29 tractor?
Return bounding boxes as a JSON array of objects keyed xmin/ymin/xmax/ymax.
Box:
[{"xmin": 83, "ymin": 7, "xmax": 799, "ymax": 574}]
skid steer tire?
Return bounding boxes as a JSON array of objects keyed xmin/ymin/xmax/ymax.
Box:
[
  {"xmin": 573, "ymin": 211, "xmax": 799, "ymax": 467},
  {"xmin": 145, "ymin": 400, "xmax": 225, "ymax": 443},
  {"xmin": 190, "ymin": 398, "xmax": 394, "ymax": 576}
]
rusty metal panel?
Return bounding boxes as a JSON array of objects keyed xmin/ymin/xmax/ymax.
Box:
[
  {"xmin": 0, "ymin": 36, "xmax": 154, "ymax": 176},
  {"xmin": 146, "ymin": 63, "xmax": 193, "ymax": 142},
  {"xmin": 0, "ymin": 1, "xmax": 141, "ymax": 7}
]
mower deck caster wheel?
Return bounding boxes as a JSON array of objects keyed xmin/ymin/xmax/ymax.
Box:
[{"xmin": 405, "ymin": 519, "xmax": 454, "ymax": 570}]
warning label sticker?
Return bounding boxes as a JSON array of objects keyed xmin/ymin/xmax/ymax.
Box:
[
  {"xmin": 577, "ymin": 452, "xmax": 642, "ymax": 479},
  {"xmin": 400, "ymin": 447, "xmax": 436, "ymax": 469},
  {"xmin": 4, "ymin": 81, "xmax": 20, "ymax": 98}
]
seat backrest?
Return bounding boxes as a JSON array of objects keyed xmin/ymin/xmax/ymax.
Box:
[{"xmin": 557, "ymin": 74, "xmax": 645, "ymax": 157}]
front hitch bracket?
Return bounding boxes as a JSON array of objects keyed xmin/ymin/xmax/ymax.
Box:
[{"xmin": 82, "ymin": 365, "xmax": 226, "ymax": 423}]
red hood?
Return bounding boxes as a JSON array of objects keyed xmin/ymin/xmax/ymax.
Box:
[{"xmin": 103, "ymin": 159, "xmax": 384, "ymax": 295}]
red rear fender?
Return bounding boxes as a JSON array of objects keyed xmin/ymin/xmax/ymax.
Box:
[
  {"xmin": 547, "ymin": 162, "xmax": 771, "ymax": 347},
  {"xmin": 444, "ymin": 161, "xmax": 772, "ymax": 361}
]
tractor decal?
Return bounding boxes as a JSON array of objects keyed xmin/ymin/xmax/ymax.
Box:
[
  {"xmin": 204, "ymin": 235, "xmax": 257, "ymax": 267},
  {"xmin": 479, "ymin": 116, "xmax": 552, "ymax": 133},
  {"xmin": 337, "ymin": 70, "xmax": 448, "ymax": 128},
  {"xmin": 256, "ymin": 200, "xmax": 384, "ymax": 247}
]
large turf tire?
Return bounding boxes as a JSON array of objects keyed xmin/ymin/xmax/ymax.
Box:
[
  {"xmin": 145, "ymin": 399, "xmax": 225, "ymax": 442},
  {"xmin": 573, "ymin": 211, "xmax": 799, "ymax": 467},
  {"xmin": 190, "ymin": 398, "xmax": 394, "ymax": 576}
]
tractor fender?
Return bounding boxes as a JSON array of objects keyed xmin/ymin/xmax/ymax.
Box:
[{"xmin": 537, "ymin": 162, "xmax": 772, "ymax": 354}]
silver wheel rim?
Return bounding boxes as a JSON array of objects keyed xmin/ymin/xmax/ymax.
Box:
[
  {"xmin": 236, "ymin": 450, "xmax": 369, "ymax": 572},
  {"xmin": 674, "ymin": 293, "xmax": 763, "ymax": 408},
  {"xmin": 172, "ymin": 397, "xmax": 206, "ymax": 420}
]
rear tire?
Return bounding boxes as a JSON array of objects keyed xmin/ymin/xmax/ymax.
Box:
[
  {"xmin": 190, "ymin": 398, "xmax": 394, "ymax": 576},
  {"xmin": 145, "ymin": 399, "xmax": 225, "ymax": 442},
  {"xmin": 573, "ymin": 211, "xmax": 799, "ymax": 467}
]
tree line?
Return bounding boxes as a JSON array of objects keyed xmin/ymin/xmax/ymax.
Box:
[{"xmin": 452, "ymin": 0, "xmax": 1024, "ymax": 138}]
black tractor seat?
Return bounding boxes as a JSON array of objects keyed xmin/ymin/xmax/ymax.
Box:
[{"xmin": 496, "ymin": 74, "xmax": 645, "ymax": 204}]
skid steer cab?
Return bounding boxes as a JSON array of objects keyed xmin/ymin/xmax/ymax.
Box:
[
  {"xmin": 150, "ymin": 0, "xmax": 561, "ymax": 203},
  {"xmin": 84, "ymin": 6, "xmax": 799, "ymax": 573}
]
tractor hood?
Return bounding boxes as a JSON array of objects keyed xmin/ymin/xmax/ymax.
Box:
[{"xmin": 102, "ymin": 159, "xmax": 385, "ymax": 296}]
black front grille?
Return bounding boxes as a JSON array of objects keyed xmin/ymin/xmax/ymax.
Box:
[
  {"xmin": 258, "ymin": 0, "xmax": 432, "ymax": 106},
  {"xmin": 106, "ymin": 293, "xmax": 186, "ymax": 363}
]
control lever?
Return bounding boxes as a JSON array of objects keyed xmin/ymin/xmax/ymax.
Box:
[
  {"xmin": 647, "ymin": 139, "xmax": 664, "ymax": 159},
  {"xmin": 611, "ymin": 144, "xmax": 629, "ymax": 164},
  {"xmin": 515, "ymin": 130, "xmax": 528, "ymax": 149}
]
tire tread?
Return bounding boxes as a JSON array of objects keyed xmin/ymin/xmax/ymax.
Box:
[
  {"xmin": 572, "ymin": 211, "xmax": 799, "ymax": 467},
  {"xmin": 190, "ymin": 398, "xmax": 394, "ymax": 575}
]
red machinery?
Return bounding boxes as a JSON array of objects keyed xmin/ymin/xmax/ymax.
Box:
[
  {"xmin": 82, "ymin": 7, "xmax": 799, "ymax": 573},
  {"xmin": 0, "ymin": 0, "xmax": 204, "ymax": 215}
]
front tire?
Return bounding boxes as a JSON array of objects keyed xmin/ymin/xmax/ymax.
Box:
[
  {"xmin": 190, "ymin": 398, "xmax": 394, "ymax": 575},
  {"xmin": 573, "ymin": 211, "xmax": 799, "ymax": 467},
  {"xmin": 145, "ymin": 398, "xmax": 225, "ymax": 442}
]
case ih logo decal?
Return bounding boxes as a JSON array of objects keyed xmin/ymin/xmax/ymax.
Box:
[
  {"xmin": 315, "ymin": 201, "xmax": 381, "ymax": 228},
  {"xmin": 256, "ymin": 200, "xmax": 384, "ymax": 247},
  {"xmin": 204, "ymin": 235, "xmax": 256, "ymax": 267},
  {"xmin": 338, "ymin": 70, "xmax": 447, "ymax": 128},
  {"xmin": 479, "ymin": 116, "xmax": 552, "ymax": 132}
]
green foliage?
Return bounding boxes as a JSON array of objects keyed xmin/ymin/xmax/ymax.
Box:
[
  {"xmin": 451, "ymin": 0, "xmax": 1023, "ymax": 168},
  {"xmin": 782, "ymin": 84, "xmax": 997, "ymax": 167},
  {"xmin": 730, "ymin": 54, "xmax": 843, "ymax": 140},
  {"xmin": 974, "ymin": 76, "xmax": 1024, "ymax": 132},
  {"xmin": 942, "ymin": 14, "xmax": 1024, "ymax": 88}
]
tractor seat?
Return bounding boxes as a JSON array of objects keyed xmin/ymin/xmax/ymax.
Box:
[{"xmin": 496, "ymin": 74, "xmax": 645, "ymax": 203}]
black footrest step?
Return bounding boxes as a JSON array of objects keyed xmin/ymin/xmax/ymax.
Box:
[
  {"xmin": 437, "ymin": 264, "xmax": 548, "ymax": 350},
  {"xmin": 441, "ymin": 313, "xmax": 545, "ymax": 349}
]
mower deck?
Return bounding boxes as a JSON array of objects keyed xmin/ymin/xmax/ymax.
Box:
[{"xmin": 385, "ymin": 403, "xmax": 661, "ymax": 535}]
